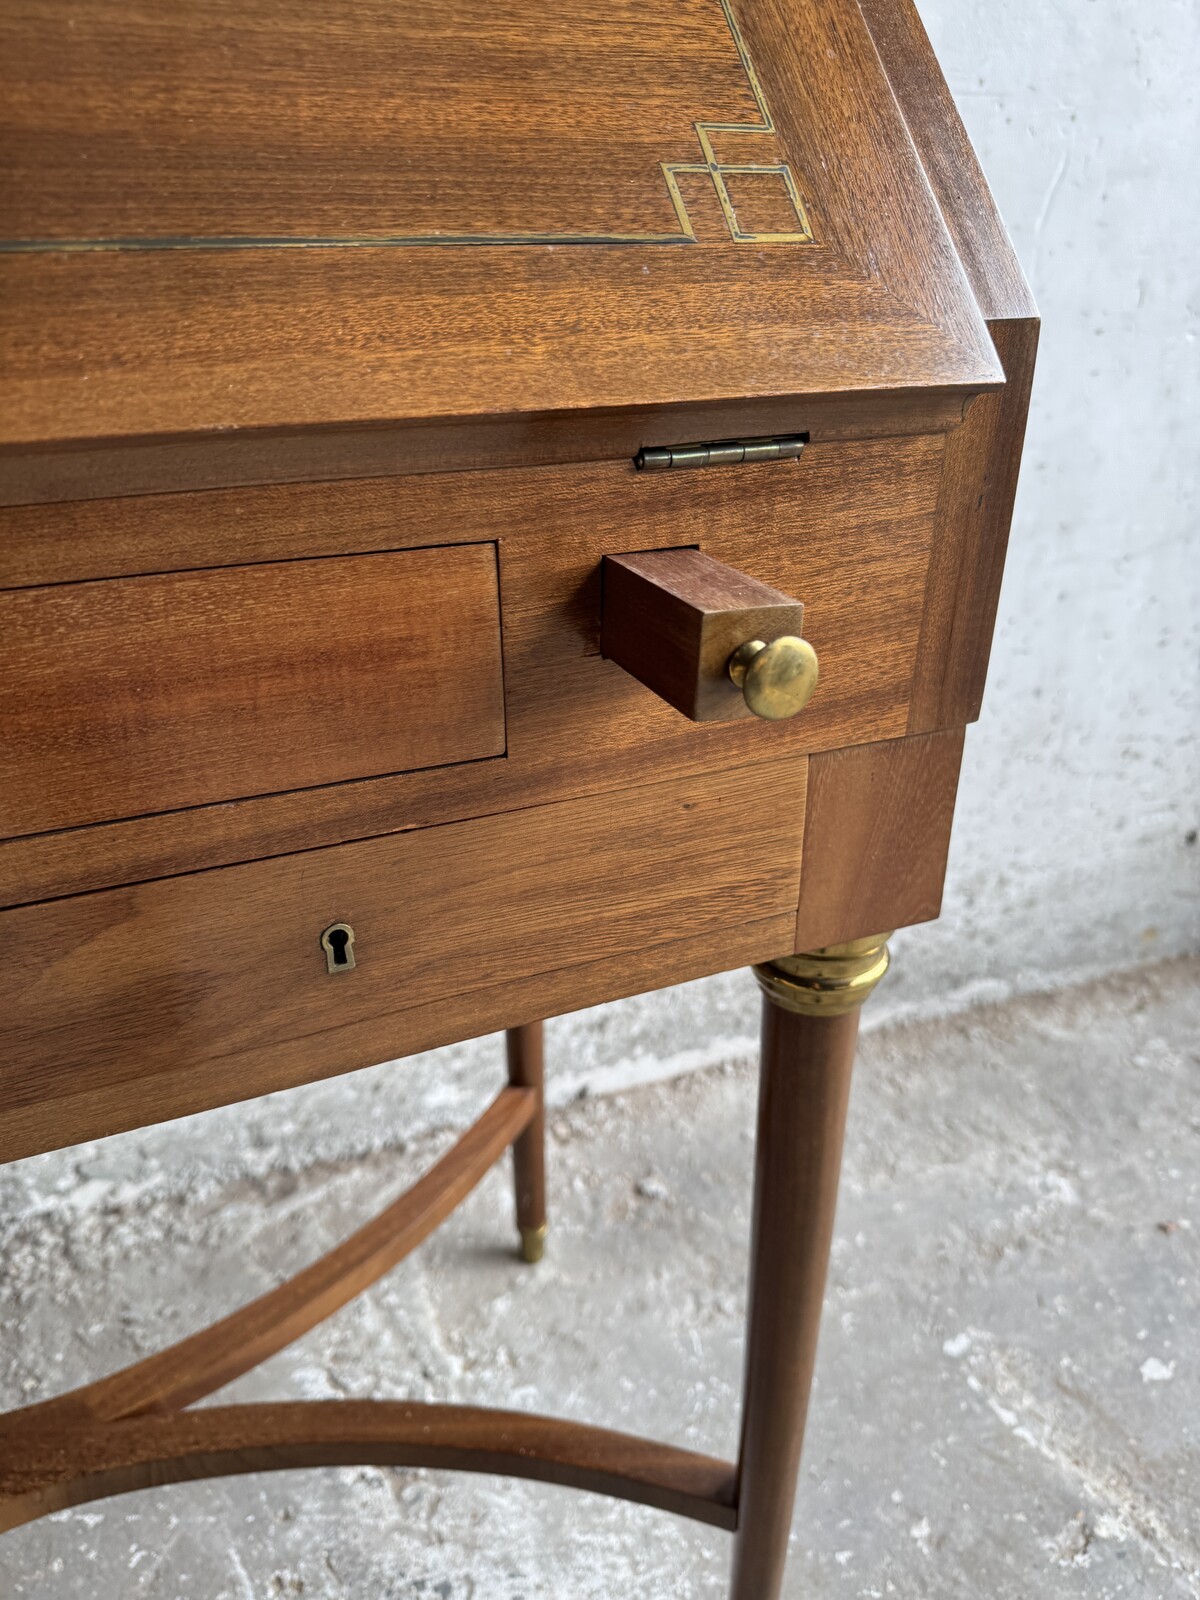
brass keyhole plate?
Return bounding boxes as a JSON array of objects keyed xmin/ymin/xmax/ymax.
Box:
[{"xmin": 319, "ymin": 922, "xmax": 357, "ymax": 974}]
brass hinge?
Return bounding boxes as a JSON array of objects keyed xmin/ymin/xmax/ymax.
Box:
[{"xmin": 633, "ymin": 434, "xmax": 807, "ymax": 471}]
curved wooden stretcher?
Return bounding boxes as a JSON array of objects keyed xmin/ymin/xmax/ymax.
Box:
[
  {"xmin": 0, "ymin": 980, "xmax": 863, "ymax": 1591},
  {"xmin": 0, "ymin": 1030, "xmax": 734, "ymax": 1537}
]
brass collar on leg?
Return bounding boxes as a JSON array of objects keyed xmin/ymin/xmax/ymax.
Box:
[{"xmin": 753, "ymin": 934, "xmax": 892, "ymax": 1017}]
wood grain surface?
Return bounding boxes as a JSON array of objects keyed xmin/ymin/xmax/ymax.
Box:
[
  {"xmin": 4, "ymin": 0, "xmax": 778, "ymax": 245},
  {"xmin": 0, "ymin": 0, "xmax": 1000, "ymax": 473},
  {"xmin": 908, "ymin": 318, "xmax": 1039, "ymax": 730},
  {"xmin": 857, "ymin": 0, "xmax": 1037, "ymax": 325},
  {"xmin": 0, "ymin": 437, "xmax": 941, "ymax": 907},
  {"xmin": 0, "ymin": 544, "xmax": 504, "ymax": 839},
  {"xmin": 792, "ymin": 728, "xmax": 965, "ymax": 951},
  {"xmin": 731, "ymin": 1000, "xmax": 859, "ymax": 1594},
  {"xmin": 0, "ymin": 390, "xmax": 971, "ymax": 509},
  {"xmin": 505, "ymin": 1023, "xmax": 548, "ymax": 1247},
  {"xmin": 0, "ymin": 755, "xmax": 806, "ymax": 1160},
  {"xmin": 0, "ymin": 1401, "xmax": 739, "ymax": 1535}
]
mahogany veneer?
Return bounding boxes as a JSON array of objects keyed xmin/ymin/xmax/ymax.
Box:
[{"xmin": 0, "ymin": 543, "xmax": 505, "ymax": 837}]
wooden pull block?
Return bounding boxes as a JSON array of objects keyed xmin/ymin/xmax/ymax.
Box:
[{"xmin": 601, "ymin": 549, "xmax": 805, "ymax": 722}]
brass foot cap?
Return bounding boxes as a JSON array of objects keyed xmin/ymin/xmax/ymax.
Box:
[
  {"xmin": 754, "ymin": 933, "xmax": 892, "ymax": 1016},
  {"xmin": 519, "ymin": 1223, "xmax": 548, "ymax": 1265}
]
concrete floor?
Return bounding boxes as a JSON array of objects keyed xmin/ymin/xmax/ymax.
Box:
[{"xmin": 1, "ymin": 956, "xmax": 1197, "ymax": 1598}]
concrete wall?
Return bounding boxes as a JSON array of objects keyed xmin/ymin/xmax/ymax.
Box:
[{"xmin": 901, "ymin": 0, "xmax": 1200, "ymax": 1010}]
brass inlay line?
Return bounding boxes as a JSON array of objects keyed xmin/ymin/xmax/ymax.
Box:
[
  {"xmin": 0, "ymin": 231, "xmax": 695, "ymax": 256},
  {"xmin": 1, "ymin": 0, "xmax": 813, "ymax": 254},
  {"xmin": 662, "ymin": 0, "xmax": 814, "ymax": 244}
]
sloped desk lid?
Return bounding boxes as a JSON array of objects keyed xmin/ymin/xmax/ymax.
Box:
[{"xmin": 0, "ymin": 0, "xmax": 1002, "ymax": 461}]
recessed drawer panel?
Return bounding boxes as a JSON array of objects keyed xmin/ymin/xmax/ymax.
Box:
[{"xmin": 0, "ymin": 543, "xmax": 504, "ymax": 839}]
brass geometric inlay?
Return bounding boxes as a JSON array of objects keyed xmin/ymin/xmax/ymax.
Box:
[
  {"xmin": 0, "ymin": 0, "xmax": 814, "ymax": 254},
  {"xmin": 662, "ymin": 0, "xmax": 814, "ymax": 244}
]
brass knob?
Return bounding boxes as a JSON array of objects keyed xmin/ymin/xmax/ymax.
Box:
[{"xmin": 727, "ymin": 635, "xmax": 819, "ymax": 721}]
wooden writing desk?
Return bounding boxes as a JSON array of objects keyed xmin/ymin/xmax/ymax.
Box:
[{"xmin": 0, "ymin": 1, "xmax": 1035, "ymax": 1590}]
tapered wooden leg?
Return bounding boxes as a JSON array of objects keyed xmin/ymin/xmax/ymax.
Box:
[
  {"xmin": 505, "ymin": 1022, "xmax": 547, "ymax": 1263},
  {"xmin": 729, "ymin": 935, "xmax": 891, "ymax": 1600}
]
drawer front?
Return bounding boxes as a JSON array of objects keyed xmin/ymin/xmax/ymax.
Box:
[
  {"xmin": 0, "ymin": 756, "xmax": 805, "ymax": 1161},
  {"xmin": 0, "ymin": 434, "xmax": 945, "ymax": 906},
  {"xmin": 0, "ymin": 543, "xmax": 504, "ymax": 838}
]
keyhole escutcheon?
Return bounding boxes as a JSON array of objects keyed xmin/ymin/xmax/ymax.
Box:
[{"xmin": 320, "ymin": 922, "xmax": 356, "ymax": 974}]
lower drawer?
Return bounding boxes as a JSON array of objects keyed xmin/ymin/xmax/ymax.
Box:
[{"xmin": 0, "ymin": 755, "xmax": 806, "ymax": 1162}]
